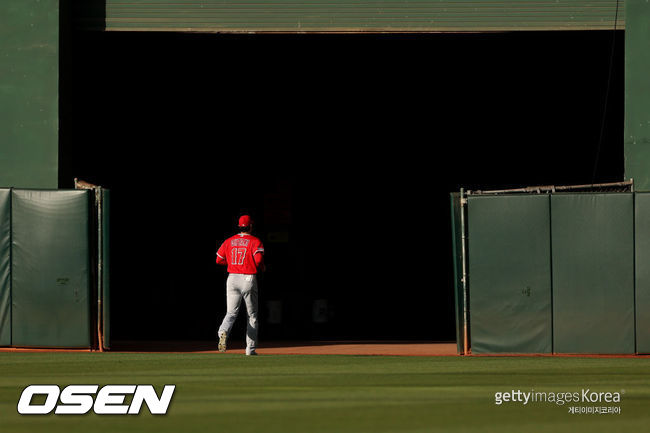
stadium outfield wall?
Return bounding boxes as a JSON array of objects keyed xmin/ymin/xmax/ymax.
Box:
[
  {"xmin": 451, "ymin": 189, "xmax": 650, "ymax": 355},
  {"xmin": 0, "ymin": 0, "xmax": 59, "ymax": 189},
  {"xmin": 0, "ymin": 188, "xmax": 110, "ymax": 350}
]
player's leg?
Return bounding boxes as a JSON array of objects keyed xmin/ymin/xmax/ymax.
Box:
[
  {"xmin": 241, "ymin": 275, "xmax": 259, "ymax": 355},
  {"xmin": 217, "ymin": 274, "xmax": 243, "ymax": 351}
]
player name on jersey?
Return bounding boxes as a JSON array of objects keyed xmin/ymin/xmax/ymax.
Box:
[{"xmin": 231, "ymin": 238, "xmax": 250, "ymax": 247}]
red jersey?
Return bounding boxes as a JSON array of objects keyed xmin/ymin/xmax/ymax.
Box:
[{"xmin": 216, "ymin": 233, "xmax": 264, "ymax": 275}]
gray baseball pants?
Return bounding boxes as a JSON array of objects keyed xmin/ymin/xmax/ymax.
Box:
[{"xmin": 218, "ymin": 273, "xmax": 258, "ymax": 352}]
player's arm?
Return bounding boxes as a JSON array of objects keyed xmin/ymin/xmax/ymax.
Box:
[
  {"xmin": 216, "ymin": 242, "xmax": 227, "ymax": 266},
  {"xmin": 254, "ymin": 252, "xmax": 264, "ymax": 272},
  {"xmin": 253, "ymin": 243, "xmax": 265, "ymax": 272}
]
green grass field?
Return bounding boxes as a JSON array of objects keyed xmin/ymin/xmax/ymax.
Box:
[{"xmin": 1, "ymin": 352, "xmax": 649, "ymax": 433}]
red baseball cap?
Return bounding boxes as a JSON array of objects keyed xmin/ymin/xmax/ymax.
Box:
[{"xmin": 238, "ymin": 215, "xmax": 252, "ymax": 227}]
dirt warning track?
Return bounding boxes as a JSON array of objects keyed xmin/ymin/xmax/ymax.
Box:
[
  {"xmin": 2, "ymin": 342, "xmax": 648, "ymax": 357},
  {"xmin": 0, "ymin": 341, "xmax": 458, "ymax": 356},
  {"xmin": 111, "ymin": 340, "xmax": 459, "ymax": 356}
]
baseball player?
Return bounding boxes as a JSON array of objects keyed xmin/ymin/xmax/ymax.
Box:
[{"xmin": 216, "ymin": 215, "xmax": 265, "ymax": 356}]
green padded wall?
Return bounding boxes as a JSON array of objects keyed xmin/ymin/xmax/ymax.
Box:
[
  {"xmin": 0, "ymin": 190, "xmax": 10, "ymax": 346},
  {"xmin": 551, "ymin": 193, "xmax": 635, "ymax": 354},
  {"xmin": 11, "ymin": 190, "xmax": 91, "ymax": 348},
  {"xmin": 467, "ymin": 194, "xmax": 552, "ymax": 354},
  {"xmin": 449, "ymin": 193, "xmax": 464, "ymax": 355},
  {"xmin": 635, "ymin": 192, "xmax": 650, "ymax": 353}
]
